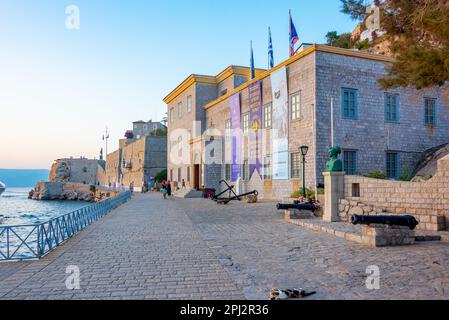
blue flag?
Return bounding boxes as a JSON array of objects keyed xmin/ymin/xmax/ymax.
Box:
[
  {"xmin": 250, "ymin": 41, "xmax": 255, "ymax": 79},
  {"xmin": 268, "ymin": 27, "xmax": 274, "ymax": 69}
]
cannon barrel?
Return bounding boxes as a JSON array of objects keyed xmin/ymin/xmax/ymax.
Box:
[
  {"xmin": 276, "ymin": 202, "xmax": 317, "ymax": 212},
  {"xmin": 351, "ymin": 215, "xmax": 419, "ymax": 230}
]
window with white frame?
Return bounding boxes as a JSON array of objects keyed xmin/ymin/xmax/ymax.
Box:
[
  {"xmin": 178, "ymin": 102, "xmax": 182, "ymax": 119},
  {"xmin": 291, "ymin": 152, "xmax": 301, "ymax": 179},
  {"xmin": 187, "ymin": 95, "xmax": 192, "ymax": 113},
  {"xmin": 178, "ymin": 136, "xmax": 182, "ymax": 158},
  {"xmin": 225, "ymin": 119, "xmax": 231, "ymax": 137},
  {"xmin": 290, "ymin": 92, "xmax": 301, "ymax": 121},
  {"xmin": 264, "ymin": 103, "xmax": 272, "ymax": 128},
  {"xmin": 263, "ymin": 155, "xmax": 272, "ymax": 180}
]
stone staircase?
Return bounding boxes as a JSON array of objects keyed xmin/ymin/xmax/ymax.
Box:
[{"xmin": 173, "ymin": 188, "xmax": 204, "ymax": 199}]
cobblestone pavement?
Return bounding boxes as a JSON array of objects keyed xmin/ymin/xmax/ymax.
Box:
[
  {"xmin": 1, "ymin": 193, "xmax": 449, "ymax": 300},
  {"xmin": 182, "ymin": 198, "xmax": 449, "ymax": 300},
  {"xmin": 0, "ymin": 194, "xmax": 244, "ymax": 300}
]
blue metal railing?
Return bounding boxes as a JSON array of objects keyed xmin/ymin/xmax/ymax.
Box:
[{"xmin": 0, "ymin": 191, "xmax": 131, "ymax": 261}]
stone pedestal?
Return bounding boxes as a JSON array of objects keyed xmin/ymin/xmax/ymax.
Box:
[
  {"xmin": 284, "ymin": 209, "xmax": 314, "ymax": 221},
  {"xmin": 362, "ymin": 225, "xmax": 415, "ymax": 247},
  {"xmin": 323, "ymin": 172, "xmax": 345, "ymax": 222}
]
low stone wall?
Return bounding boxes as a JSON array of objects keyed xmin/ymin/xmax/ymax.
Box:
[
  {"xmin": 338, "ymin": 199, "xmax": 387, "ymax": 222},
  {"xmin": 341, "ymin": 155, "xmax": 449, "ymax": 231},
  {"xmin": 338, "ymin": 199, "xmax": 445, "ymax": 231}
]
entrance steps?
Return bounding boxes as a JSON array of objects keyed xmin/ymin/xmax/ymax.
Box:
[{"xmin": 173, "ymin": 189, "xmax": 204, "ymax": 199}]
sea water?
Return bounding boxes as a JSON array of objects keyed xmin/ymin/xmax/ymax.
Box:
[{"xmin": 0, "ymin": 188, "xmax": 88, "ymax": 226}]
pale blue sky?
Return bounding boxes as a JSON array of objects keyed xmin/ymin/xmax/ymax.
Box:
[{"xmin": 0, "ymin": 0, "xmax": 357, "ymax": 169}]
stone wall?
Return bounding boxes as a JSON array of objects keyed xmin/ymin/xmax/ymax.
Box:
[
  {"xmin": 105, "ymin": 149, "xmax": 121, "ymax": 186},
  {"xmin": 121, "ymin": 136, "xmax": 167, "ymax": 188},
  {"xmin": 315, "ymin": 51, "xmax": 449, "ymax": 184},
  {"xmin": 49, "ymin": 158, "xmax": 105, "ymax": 185},
  {"xmin": 340, "ymin": 154, "xmax": 449, "ymax": 231}
]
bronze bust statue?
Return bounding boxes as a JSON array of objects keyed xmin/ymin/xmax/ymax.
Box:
[{"xmin": 325, "ymin": 146, "xmax": 343, "ymax": 173}]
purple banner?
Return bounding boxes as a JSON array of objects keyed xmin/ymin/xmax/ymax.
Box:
[
  {"xmin": 249, "ymin": 81, "xmax": 263, "ymax": 178},
  {"xmin": 230, "ymin": 93, "xmax": 241, "ymax": 182}
]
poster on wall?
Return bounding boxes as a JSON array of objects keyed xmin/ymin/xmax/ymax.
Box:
[
  {"xmin": 230, "ymin": 93, "xmax": 242, "ymax": 182},
  {"xmin": 249, "ymin": 81, "xmax": 263, "ymax": 179},
  {"xmin": 270, "ymin": 66, "xmax": 289, "ymax": 180}
]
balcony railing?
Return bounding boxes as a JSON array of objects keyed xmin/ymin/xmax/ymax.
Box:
[{"xmin": 0, "ymin": 191, "xmax": 131, "ymax": 262}]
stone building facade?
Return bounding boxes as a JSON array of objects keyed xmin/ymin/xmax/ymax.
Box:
[
  {"xmin": 106, "ymin": 136, "xmax": 167, "ymax": 189},
  {"xmin": 164, "ymin": 45, "xmax": 449, "ymax": 200},
  {"xmin": 105, "ymin": 149, "xmax": 122, "ymax": 186},
  {"xmin": 49, "ymin": 158, "xmax": 106, "ymax": 186},
  {"xmin": 163, "ymin": 66, "xmax": 265, "ymax": 190},
  {"xmin": 121, "ymin": 136, "xmax": 167, "ymax": 187},
  {"xmin": 132, "ymin": 120, "xmax": 166, "ymax": 138}
]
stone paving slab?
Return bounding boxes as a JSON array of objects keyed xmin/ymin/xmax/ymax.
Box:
[
  {"xmin": 182, "ymin": 198, "xmax": 449, "ymax": 300},
  {"xmin": 1, "ymin": 194, "xmax": 449, "ymax": 300},
  {"xmin": 0, "ymin": 194, "xmax": 244, "ymax": 300}
]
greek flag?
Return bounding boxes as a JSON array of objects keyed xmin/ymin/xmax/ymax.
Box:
[
  {"xmin": 268, "ymin": 27, "xmax": 274, "ymax": 69},
  {"xmin": 289, "ymin": 10, "xmax": 299, "ymax": 57}
]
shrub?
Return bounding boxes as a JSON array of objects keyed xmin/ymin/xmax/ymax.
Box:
[
  {"xmin": 364, "ymin": 171, "xmax": 386, "ymax": 180},
  {"xmin": 290, "ymin": 188, "xmax": 316, "ymax": 199},
  {"xmin": 89, "ymin": 185, "xmax": 96, "ymax": 193},
  {"xmin": 154, "ymin": 169, "xmax": 167, "ymax": 183},
  {"xmin": 400, "ymin": 168, "xmax": 413, "ymax": 181}
]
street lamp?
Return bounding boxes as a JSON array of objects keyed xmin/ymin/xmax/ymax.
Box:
[{"xmin": 299, "ymin": 145, "xmax": 309, "ymax": 198}]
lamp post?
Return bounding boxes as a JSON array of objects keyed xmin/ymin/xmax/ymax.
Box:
[{"xmin": 299, "ymin": 145, "xmax": 309, "ymax": 198}]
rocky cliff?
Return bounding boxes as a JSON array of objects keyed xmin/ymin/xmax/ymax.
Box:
[{"xmin": 29, "ymin": 182, "xmax": 95, "ymax": 202}]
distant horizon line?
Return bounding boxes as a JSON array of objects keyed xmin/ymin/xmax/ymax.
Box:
[{"xmin": 0, "ymin": 168, "xmax": 50, "ymax": 171}]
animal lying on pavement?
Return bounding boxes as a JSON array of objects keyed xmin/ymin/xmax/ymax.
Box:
[{"xmin": 269, "ymin": 288, "xmax": 317, "ymax": 300}]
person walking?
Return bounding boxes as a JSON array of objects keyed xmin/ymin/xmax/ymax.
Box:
[
  {"xmin": 181, "ymin": 179, "xmax": 186, "ymax": 189},
  {"xmin": 161, "ymin": 180, "xmax": 168, "ymax": 199},
  {"xmin": 167, "ymin": 181, "xmax": 172, "ymax": 198}
]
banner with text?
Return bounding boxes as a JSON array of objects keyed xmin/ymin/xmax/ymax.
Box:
[
  {"xmin": 270, "ymin": 66, "xmax": 289, "ymax": 180},
  {"xmin": 249, "ymin": 81, "xmax": 263, "ymax": 178},
  {"xmin": 230, "ymin": 93, "xmax": 242, "ymax": 182}
]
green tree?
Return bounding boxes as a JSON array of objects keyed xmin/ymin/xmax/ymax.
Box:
[
  {"xmin": 154, "ymin": 169, "xmax": 167, "ymax": 183},
  {"xmin": 378, "ymin": 0, "xmax": 449, "ymax": 89},
  {"xmin": 325, "ymin": 32, "xmax": 353, "ymax": 49},
  {"xmin": 326, "ymin": 31, "xmax": 339, "ymax": 45},
  {"xmin": 340, "ymin": 0, "xmax": 449, "ymax": 90},
  {"xmin": 340, "ymin": 0, "xmax": 370, "ymax": 21},
  {"xmin": 154, "ymin": 128, "xmax": 167, "ymax": 137}
]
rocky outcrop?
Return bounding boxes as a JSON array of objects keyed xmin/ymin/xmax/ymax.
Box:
[
  {"xmin": 49, "ymin": 161, "xmax": 71, "ymax": 182},
  {"xmin": 29, "ymin": 182, "xmax": 95, "ymax": 202},
  {"xmin": 412, "ymin": 143, "xmax": 449, "ymax": 182}
]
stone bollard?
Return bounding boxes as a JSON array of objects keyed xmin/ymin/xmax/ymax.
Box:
[
  {"xmin": 361, "ymin": 224, "xmax": 415, "ymax": 247},
  {"xmin": 322, "ymin": 172, "xmax": 345, "ymax": 222}
]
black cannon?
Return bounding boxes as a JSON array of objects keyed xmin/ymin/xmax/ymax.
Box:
[
  {"xmin": 351, "ymin": 215, "xmax": 419, "ymax": 230},
  {"xmin": 276, "ymin": 200, "xmax": 319, "ymax": 213}
]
